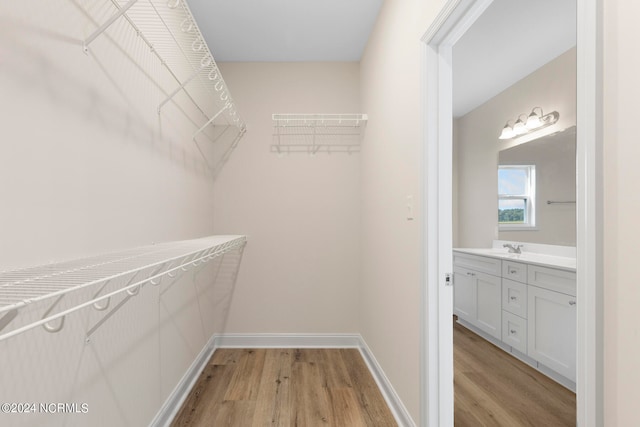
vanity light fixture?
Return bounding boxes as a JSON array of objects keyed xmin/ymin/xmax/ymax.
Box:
[{"xmin": 499, "ymin": 107, "xmax": 559, "ymax": 140}]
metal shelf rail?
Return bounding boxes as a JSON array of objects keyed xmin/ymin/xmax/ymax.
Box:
[
  {"xmin": 272, "ymin": 114, "xmax": 368, "ymax": 155},
  {"xmin": 0, "ymin": 235, "xmax": 247, "ymax": 342},
  {"xmin": 81, "ymin": 0, "xmax": 246, "ymax": 142}
]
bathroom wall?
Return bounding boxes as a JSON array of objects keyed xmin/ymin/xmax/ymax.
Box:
[
  {"xmin": 455, "ymin": 47, "xmax": 577, "ymax": 248},
  {"xmin": 212, "ymin": 62, "xmax": 362, "ymax": 334},
  {"xmin": 0, "ymin": 2, "xmax": 238, "ymax": 426}
]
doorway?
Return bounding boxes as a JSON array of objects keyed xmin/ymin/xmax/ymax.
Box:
[{"xmin": 421, "ymin": 0, "xmax": 603, "ymax": 426}]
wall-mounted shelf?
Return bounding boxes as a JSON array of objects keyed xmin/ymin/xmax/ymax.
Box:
[
  {"xmin": 80, "ymin": 0, "xmax": 245, "ymax": 144},
  {"xmin": 0, "ymin": 235, "xmax": 247, "ymax": 342},
  {"xmin": 272, "ymin": 114, "xmax": 368, "ymax": 155}
]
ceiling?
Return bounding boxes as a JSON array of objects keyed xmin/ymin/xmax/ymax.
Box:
[
  {"xmin": 187, "ymin": 0, "xmax": 384, "ymax": 62},
  {"xmin": 186, "ymin": 0, "xmax": 576, "ymax": 117},
  {"xmin": 453, "ymin": 0, "xmax": 577, "ymax": 117}
]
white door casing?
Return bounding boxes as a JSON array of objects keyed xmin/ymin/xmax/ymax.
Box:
[{"xmin": 421, "ymin": 0, "xmax": 603, "ymax": 426}]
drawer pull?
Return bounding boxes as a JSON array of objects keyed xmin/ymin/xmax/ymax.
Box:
[
  {"xmin": 510, "ymin": 296, "xmax": 517, "ymax": 300},
  {"xmin": 510, "ymin": 329, "xmax": 517, "ymax": 334},
  {"xmin": 466, "ymin": 272, "xmax": 475, "ymax": 276},
  {"xmin": 510, "ymin": 269, "xmax": 517, "ymax": 274},
  {"xmin": 569, "ymin": 301, "xmax": 577, "ymax": 306}
]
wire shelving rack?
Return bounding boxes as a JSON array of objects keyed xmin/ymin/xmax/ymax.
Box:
[
  {"xmin": 0, "ymin": 235, "xmax": 247, "ymax": 341},
  {"xmin": 272, "ymin": 114, "xmax": 368, "ymax": 155},
  {"xmin": 80, "ymin": 0, "xmax": 246, "ymax": 142}
]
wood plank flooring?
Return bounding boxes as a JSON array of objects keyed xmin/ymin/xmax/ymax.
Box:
[
  {"xmin": 454, "ymin": 320, "xmax": 576, "ymax": 426},
  {"xmin": 171, "ymin": 348, "xmax": 397, "ymax": 427},
  {"xmin": 172, "ymin": 323, "xmax": 575, "ymax": 427}
]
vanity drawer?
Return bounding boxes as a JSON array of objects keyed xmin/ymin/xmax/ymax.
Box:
[
  {"xmin": 527, "ymin": 265, "xmax": 576, "ymax": 296},
  {"xmin": 502, "ymin": 311, "xmax": 527, "ymax": 354},
  {"xmin": 502, "ymin": 260, "xmax": 527, "ymax": 283},
  {"xmin": 453, "ymin": 252, "xmax": 501, "ymax": 276},
  {"xmin": 502, "ymin": 279, "xmax": 527, "ymax": 318}
]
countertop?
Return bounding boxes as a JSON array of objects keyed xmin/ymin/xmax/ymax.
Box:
[{"xmin": 453, "ymin": 247, "xmax": 576, "ymax": 272}]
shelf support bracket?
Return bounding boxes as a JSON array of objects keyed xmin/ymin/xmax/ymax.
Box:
[
  {"xmin": 158, "ymin": 63, "xmax": 208, "ymax": 113},
  {"xmin": 83, "ymin": 0, "xmax": 139, "ymax": 52},
  {"xmin": 192, "ymin": 104, "xmax": 229, "ymax": 141},
  {"xmin": 0, "ymin": 309, "xmax": 19, "ymax": 334},
  {"xmin": 86, "ymin": 293, "xmax": 132, "ymax": 342}
]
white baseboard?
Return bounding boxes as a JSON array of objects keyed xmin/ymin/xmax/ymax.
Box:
[
  {"xmin": 212, "ymin": 333, "xmax": 361, "ymax": 349},
  {"xmin": 152, "ymin": 332, "xmax": 415, "ymax": 427},
  {"xmin": 357, "ymin": 339, "xmax": 417, "ymax": 427},
  {"xmin": 149, "ymin": 334, "xmax": 217, "ymax": 427}
]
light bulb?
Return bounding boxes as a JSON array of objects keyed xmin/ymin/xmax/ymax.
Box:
[
  {"xmin": 499, "ymin": 123, "xmax": 515, "ymax": 139},
  {"xmin": 513, "ymin": 118, "xmax": 527, "ymax": 135},
  {"xmin": 526, "ymin": 110, "xmax": 543, "ymax": 129}
]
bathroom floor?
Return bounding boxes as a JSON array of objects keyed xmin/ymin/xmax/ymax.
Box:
[
  {"xmin": 454, "ymin": 319, "xmax": 576, "ymax": 426},
  {"xmin": 171, "ymin": 347, "xmax": 397, "ymax": 426}
]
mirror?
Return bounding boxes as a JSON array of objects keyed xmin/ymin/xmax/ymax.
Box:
[{"xmin": 498, "ymin": 126, "xmax": 576, "ymax": 246}]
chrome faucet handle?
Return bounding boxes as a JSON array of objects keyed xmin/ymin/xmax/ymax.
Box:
[{"xmin": 503, "ymin": 243, "xmax": 523, "ymax": 253}]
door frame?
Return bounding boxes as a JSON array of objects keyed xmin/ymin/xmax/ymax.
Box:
[{"xmin": 420, "ymin": 0, "xmax": 603, "ymax": 425}]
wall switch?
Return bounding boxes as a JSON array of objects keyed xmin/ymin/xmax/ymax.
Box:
[{"xmin": 407, "ymin": 195, "xmax": 414, "ymax": 220}]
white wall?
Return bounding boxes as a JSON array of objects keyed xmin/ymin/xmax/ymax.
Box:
[
  {"xmin": 213, "ymin": 62, "xmax": 362, "ymax": 334},
  {"xmin": 603, "ymin": 1, "xmax": 640, "ymax": 425},
  {"xmin": 0, "ymin": 2, "xmax": 239, "ymax": 426},
  {"xmin": 6, "ymin": 2, "xmax": 639, "ymax": 427},
  {"xmin": 359, "ymin": 0, "xmax": 446, "ymax": 423},
  {"xmin": 455, "ymin": 47, "xmax": 577, "ymax": 248}
]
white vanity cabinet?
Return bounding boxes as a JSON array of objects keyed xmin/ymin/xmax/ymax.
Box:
[
  {"xmin": 453, "ymin": 248, "xmax": 577, "ymax": 389},
  {"xmin": 527, "ymin": 266, "xmax": 577, "ymax": 382},
  {"xmin": 453, "ymin": 252, "xmax": 502, "ymax": 340}
]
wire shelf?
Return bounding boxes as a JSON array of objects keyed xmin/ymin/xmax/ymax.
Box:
[
  {"xmin": 80, "ymin": 0, "xmax": 246, "ymax": 141},
  {"xmin": 0, "ymin": 235, "xmax": 247, "ymax": 341},
  {"xmin": 272, "ymin": 114, "xmax": 368, "ymax": 155}
]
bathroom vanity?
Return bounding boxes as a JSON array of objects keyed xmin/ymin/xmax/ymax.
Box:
[{"xmin": 453, "ymin": 242, "xmax": 576, "ymax": 390}]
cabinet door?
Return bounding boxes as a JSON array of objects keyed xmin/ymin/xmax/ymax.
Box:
[
  {"xmin": 476, "ymin": 272, "xmax": 502, "ymax": 340},
  {"xmin": 453, "ymin": 267, "xmax": 476, "ymax": 323},
  {"xmin": 528, "ymin": 285, "xmax": 576, "ymax": 382}
]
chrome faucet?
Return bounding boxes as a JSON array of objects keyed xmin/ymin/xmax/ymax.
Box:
[{"xmin": 503, "ymin": 243, "xmax": 523, "ymax": 254}]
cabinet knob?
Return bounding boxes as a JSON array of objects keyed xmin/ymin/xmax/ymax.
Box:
[{"xmin": 569, "ymin": 301, "xmax": 577, "ymax": 306}]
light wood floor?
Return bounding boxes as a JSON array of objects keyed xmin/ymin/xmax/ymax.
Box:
[
  {"xmin": 172, "ymin": 324, "xmax": 575, "ymax": 427},
  {"xmin": 454, "ymin": 320, "xmax": 576, "ymax": 426},
  {"xmin": 171, "ymin": 348, "xmax": 397, "ymax": 426}
]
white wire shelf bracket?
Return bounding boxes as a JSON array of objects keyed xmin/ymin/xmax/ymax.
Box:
[
  {"xmin": 0, "ymin": 235, "xmax": 247, "ymax": 342},
  {"xmin": 271, "ymin": 114, "xmax": 367, "ymax": 155},
  {"xmin": 80, "ymin": 0, "xmax": 246, "ymax": 141}
]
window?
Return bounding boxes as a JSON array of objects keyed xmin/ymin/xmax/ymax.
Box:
[{"xmin": 498, "ymin": 165, "xmax": 536, "ymax": 229}]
